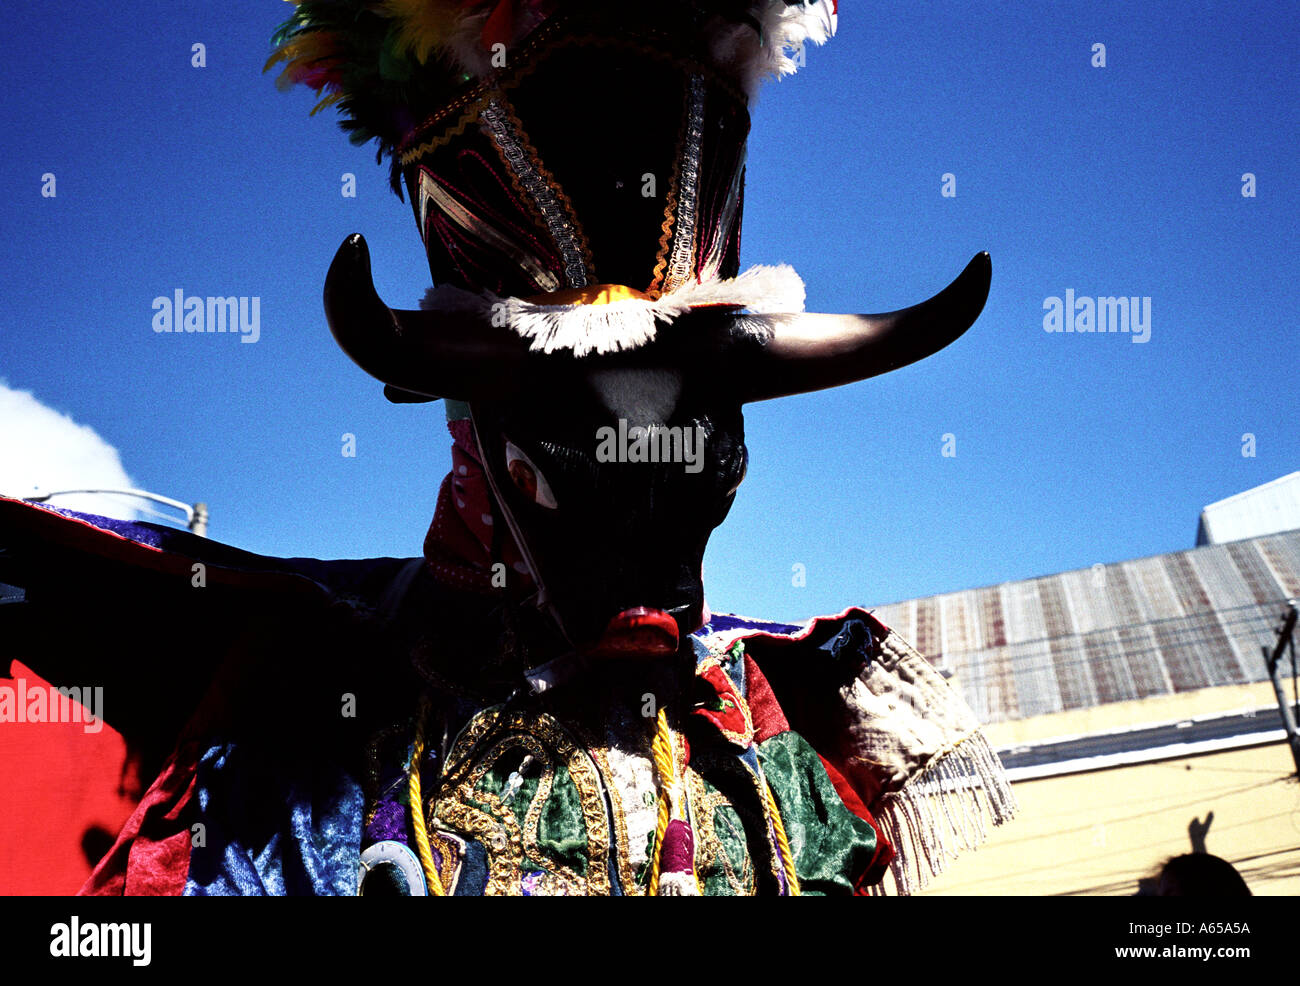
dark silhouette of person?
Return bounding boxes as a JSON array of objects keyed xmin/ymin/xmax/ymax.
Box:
[
  {"xmin": 1187, "ymin": 812, "xmax": 1213, "ymax": 854},
  {"xmin": 1151, "ymin": 853, "xmax": 1252, "ymax": 896}
]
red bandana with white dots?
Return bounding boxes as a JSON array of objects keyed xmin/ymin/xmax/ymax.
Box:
[{"xmin": 422, "ymin": 420, "xmax": 535, "ymax": 594}]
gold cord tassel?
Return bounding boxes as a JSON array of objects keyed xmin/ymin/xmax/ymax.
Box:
[
  {"xmin": 648, "ymin": 705, "xmax": 701, "ymax": 895},
  {"xmin": 765, "ymin": 781, "xmax": 802, "ymax": 896},
  {"xmin": 409, "ymin": 696, "xmax": 446, "ymax": 896}
]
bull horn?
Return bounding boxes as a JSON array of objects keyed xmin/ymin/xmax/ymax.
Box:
[
  {"xmin": 323, "ymin": 233, "xmax": 531, "ymax": 402},
  {"xmin": 728, "ymin": 252, "xmax": 992, "ymax": 403}
]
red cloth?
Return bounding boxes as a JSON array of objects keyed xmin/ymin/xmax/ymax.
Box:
[
  {"xmin": 817, "ymin": 753, "xmax": 895, "ymax": 893},
  {"xmin": 422, "ymin": 420, "xmax": 534, "ymax": 593},
  {"xmin": 748, "ymin": 651, "xmax": 894, "ymax": 893},
  {"xmin": 78, "ymin": 740, "xmax": 200, "ymax": 896},
  {"xmin": 0, "ymin": 662, "xmax": 140, "ymax": 895},
  {"xmin": 744, "ymin": 655, "xmax": 791, "ymax": 743}
]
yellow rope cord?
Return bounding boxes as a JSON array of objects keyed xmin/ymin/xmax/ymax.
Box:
[
  {"xmin": 409, "ymin": 697, "xmax": 446, "ymax": 896},
  {"xmin": 765, "ymin": 781, "xmax": 801, "ymax": 896},
  {"xmin": 647, "ymin": 705, "xmax": 674, "ymax": 896}
]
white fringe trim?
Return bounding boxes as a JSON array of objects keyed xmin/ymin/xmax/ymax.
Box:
[
  {"xmin": 871, "ymin": 731, "xmax": 1019, "ymax": 896},
  {"xmin": 419, "ymin": 264, "xmax": 803, "ymax": 357},
  {"xmin": 656, "ymin": 872, "xmax": 702, "ymax": 896}
]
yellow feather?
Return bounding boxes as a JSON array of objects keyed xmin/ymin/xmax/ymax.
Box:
[
  {"xmin": 264, "ymin": 34, "xmax": 337, "ymax": 84},
  {"xmin": 309, "ymin": 91, "xmax": 347, "ymax": 116},
  {"xmin": 263, "ymin": 46, "xmax": 292, "ymax": 73},
  {"xmin": 380, "ymin": 0, "xmax": 464, "ymax": 64}
]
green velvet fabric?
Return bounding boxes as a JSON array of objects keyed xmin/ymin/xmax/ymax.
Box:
[
  {"xmin": 757, "ymin": 730, "xmax": 878, "ymax": 895},
  {"xmin": 469, "ymin": 749, "xmax": 589, "ymax": 880},
  {"xmin": 537, "ymin": 764, "xmax": 588, "ymax": 877},
  {"xmin": 700, "ymin": 802, "xmax": 755, "ymax": 896}
]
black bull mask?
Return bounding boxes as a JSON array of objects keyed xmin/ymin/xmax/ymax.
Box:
[{"xmin": 324, "ymin": 234, "xmax": 991, "ymax": 658}]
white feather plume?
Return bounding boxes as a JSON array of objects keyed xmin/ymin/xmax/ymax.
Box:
[{"xmin": 420, "ymin": 264, "xmax": 805, "ymax": 357}]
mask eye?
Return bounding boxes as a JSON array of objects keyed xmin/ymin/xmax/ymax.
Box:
[{"xmin": 505, "ymin": 441, "xmax": 558, "ymax": 509}]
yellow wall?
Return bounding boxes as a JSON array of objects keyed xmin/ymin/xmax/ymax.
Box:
[
  {"xmin": 978, "ymin": 680, "xmax": 1285, "ymax": 748},
  {"xmin": 918, "ymin": 739, "xmax": 1300, "ymax": 896}
]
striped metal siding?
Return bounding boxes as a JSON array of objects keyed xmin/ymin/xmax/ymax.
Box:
[{"xmin": 868, "ymin": 530, "xmax": 1300, "ymax": 724}]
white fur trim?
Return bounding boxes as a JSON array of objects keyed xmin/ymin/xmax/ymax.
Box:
[
  {"xmin": 707, "ymin": 1, "xmax": 838, "ymax": 100},
  {"xmin": 419, "ymin": 264, "xmax": 804, "ymax": 357}
]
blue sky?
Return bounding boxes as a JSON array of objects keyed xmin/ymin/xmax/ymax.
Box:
[{"xmin": 1, "ymin": 2, "xmax": 1296, "ymax": 624}]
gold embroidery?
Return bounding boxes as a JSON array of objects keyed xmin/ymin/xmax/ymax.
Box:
[
  {"xmin": 520, "ymin": 746, "xmax": 560, "ymax": 873},
  {"xmin": 692, "ymin": 746, "xmax": 784, "ymax": 894},
  {"xmin": 693, "ymin": 654, "xmax": 756, "ymax": 748},
  {"xmin": 434, "ymin": 786, "xmax": 523, "ymax": 896},
  {"xmin": 686, "ymin": 768, "xmax": 755, "ymax": 895},
  {"xmin": 649, "ymin": 92, "xmax": 689, "ymax": 298},
  {"xmin": 433, "ymin": 706, "xmax": 613, "ymax": 895},
  {"xmin": 431, "ymin": 677, "xmax": 780, "ymax": 894},
  {"xmin": 425, "ymin": 829, "xmax": 467, "ymax": 896},
  {"xmin": 562, "ymin": 676, "xmax": 676, "ymax": 897}
]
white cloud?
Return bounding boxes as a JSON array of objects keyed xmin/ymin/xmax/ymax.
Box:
[{"xmin": 0, "ymin": 380, "xmax": 139, "ymax": 520}]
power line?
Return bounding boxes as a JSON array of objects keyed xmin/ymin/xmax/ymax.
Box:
[{"xmin": 890, "ymin": 600, "xmax": 1299, "ymax": 718}]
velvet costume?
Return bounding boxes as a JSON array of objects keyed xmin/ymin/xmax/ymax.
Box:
[
  {"xmin": 2, "ymin": 496, "xmax": 891, "ymax": 895},
  {"xmin": 0, "ymin": 477, "xmax": 1010, "ymax": 896},
  {"xmin": 0, "ymin": 1, "xmax": 1015, "ymax": 896}
]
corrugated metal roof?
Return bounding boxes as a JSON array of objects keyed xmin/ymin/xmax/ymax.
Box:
[{"xmin": 869, "ymin": 530, "xmax": 1300, "ymax": 724}]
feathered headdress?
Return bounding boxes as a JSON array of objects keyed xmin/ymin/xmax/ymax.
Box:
[
  {"xmin": 269, "ymin": 0, "xmax": 844, "ymax": 357},
  {"xmin": 267, "ymin": 1, "xmax": 837, "ymax": 193}
]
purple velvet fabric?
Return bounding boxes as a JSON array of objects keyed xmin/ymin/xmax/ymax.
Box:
[{"xmin": 364, "ymin": 800, "xmax": 409, "ymax": 846}]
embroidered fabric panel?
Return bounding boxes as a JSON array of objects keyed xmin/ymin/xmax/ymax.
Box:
[
  {"xmin": 686, "ymin": 744, "xmax": 784, "ymax": 894},
  {"xmin": 576, "ymin": 699, "xmax": 663, "ymax": 896},
  {"xmin": 480, "ymin": 99, "xmax": 592, "ymax": 290},
  {"xmin": 422, "ymin": 669, "xmax": 809, "ymax": 895},
  {"xmin": 403, "ymin": 122, "xmax": 568, "ymax": 297},
  {"xmin": 686, "ymin": 770, "xmax": 754, "ymax": 894},
  {"xmin": 662, "ymin": 73, "xmax": 707, "ymax": 293},
  {"xmin": 432, "ymin": 707, "xmax": 613, "ymax": 895}
]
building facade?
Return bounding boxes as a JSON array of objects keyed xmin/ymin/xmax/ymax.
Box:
[{"xmin": 868, "ymin": 523, "xmax": 1300, "ymax": 895}]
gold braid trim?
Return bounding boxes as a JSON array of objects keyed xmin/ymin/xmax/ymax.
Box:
[
  {"xmin": 648, "ymin": 90, "xmax": 690, "ymax": 299},
  {"xmin": 409, "ymin": 696, "xmax": 447, "ymax": 896},
  {"xmin": 398, "ymin": 97, "xmax": 489, "ymax": 168}
]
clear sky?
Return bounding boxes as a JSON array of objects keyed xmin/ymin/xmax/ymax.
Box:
[{"xmin": 2, "ymin": 2, "xmax": 1296, "ymax": 625}]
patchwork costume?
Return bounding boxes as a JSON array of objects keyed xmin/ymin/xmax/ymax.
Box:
[{"xmin": 0, "ymin": 0, "xmax": 1014, "ymax": 896}]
